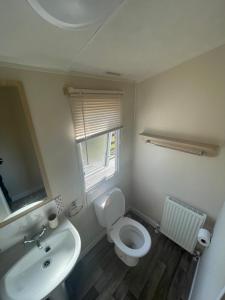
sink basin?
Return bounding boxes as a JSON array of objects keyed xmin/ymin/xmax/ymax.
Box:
[{"xmin": 0, "ymin": 219, "xmax": 81, "ymax": 300}]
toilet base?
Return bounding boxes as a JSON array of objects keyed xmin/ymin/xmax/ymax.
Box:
[
  {"xmin": 114, "ymin": 246, "xmax": 139, "ymax": 267},
  {"xmin": 107, "ymin": 232, "xmax": 113, "ymax": 243}
]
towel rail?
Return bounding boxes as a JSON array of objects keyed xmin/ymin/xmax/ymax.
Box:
[{"xmin": 140, "ymin": 132, "xmax": 219, "ymax": 157}]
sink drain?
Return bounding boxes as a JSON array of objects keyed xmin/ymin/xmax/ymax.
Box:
[
  {"xmin": 42, "ymin": 259, "xmax": 51, "ymax": 269},
  {"xmin": 45, "ymin": 246, "xmax": 51, "ymax": 253}
]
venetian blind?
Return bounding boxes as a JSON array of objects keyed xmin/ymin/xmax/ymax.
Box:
[{"xmin": 68, "ymin": 89, "xmax": 123, "ymax": 142}]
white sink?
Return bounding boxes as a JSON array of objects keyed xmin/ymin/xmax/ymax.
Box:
[{"xmin": 0, "ymin": 219, "xmax": 81, "ymax": 300}]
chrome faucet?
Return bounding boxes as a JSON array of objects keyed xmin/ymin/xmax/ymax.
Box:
[{"xmin": 24, "ymin": 225, "xmax": 47, "ymax": 249}]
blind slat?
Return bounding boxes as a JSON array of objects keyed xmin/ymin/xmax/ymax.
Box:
[{"xmin": 70, "ymin": 92, "xmax": 122, "ymax": 141}]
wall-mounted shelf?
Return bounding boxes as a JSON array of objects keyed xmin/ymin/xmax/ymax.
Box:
[{"xmin": 140, "ymin": 132, "xmax": 219, "ymax": 157}]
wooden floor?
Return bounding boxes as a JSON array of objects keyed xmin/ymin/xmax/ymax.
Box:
[{"xmin": 66, "ymin": 213, "xmax": 197, "ymax": 300}]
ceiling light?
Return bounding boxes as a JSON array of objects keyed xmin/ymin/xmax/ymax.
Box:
[{"xmin": 27, "ymin": 0, "xmax": 125, "ymax": 30}]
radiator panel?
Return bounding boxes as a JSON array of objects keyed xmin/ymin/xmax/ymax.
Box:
[{"xmin": 160, "ymin": 196, "xmax": 206, "ymax": 253}]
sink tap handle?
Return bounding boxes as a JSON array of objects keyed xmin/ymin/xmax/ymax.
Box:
[
  {"xmin": 38, "ymin": 225, "xmax": 47, "ymax": 239},
  {"xmin": 23, "ymin": 225, "xmax": 47, "ymax": 246},
  {"xmin": 23, "ymin": 236, "xmax": 35, "ymax": 244}
]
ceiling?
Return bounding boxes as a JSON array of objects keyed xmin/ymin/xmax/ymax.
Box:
[{"xmin": 1, "ymin": 0, "xmax": 225, "ymax": 81}]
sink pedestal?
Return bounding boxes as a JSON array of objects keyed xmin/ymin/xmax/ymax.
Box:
[{"xmin": 47, "ymin": 283, "xmax": 68, "ymax": 300}]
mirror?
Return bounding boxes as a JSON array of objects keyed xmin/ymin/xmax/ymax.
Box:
[{"xmin": 0, "ymin": 81, "xmax": 51, "ymax": 227}]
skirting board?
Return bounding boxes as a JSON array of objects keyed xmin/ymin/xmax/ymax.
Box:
[
  {"xmin": 188, "ymin": 257, "xmax": 200, "ymax": 300},
  {"xmin": 78, "ymin": 229, "xmax": 106, "ymax": 262},
  {"xmin": 12, "ymin": 185, "xmax": 44, "ymax": 201},
  {"xmin": 130, "ymin": 207, "xmax": 159, "ymax": 229}
]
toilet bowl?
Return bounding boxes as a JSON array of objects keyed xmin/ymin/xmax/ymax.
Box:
[{"xmin": 94, "ymin": 188, "xmax": 151, "ymax": 266}]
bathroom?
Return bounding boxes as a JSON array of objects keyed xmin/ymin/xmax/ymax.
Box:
[{"xmin": 0, "ymin": 1, "xmax": 225, "ymax": 300}]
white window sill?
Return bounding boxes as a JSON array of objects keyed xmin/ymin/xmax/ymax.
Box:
[
  {"xmin": 85, "ymin": 159, "xmax": 116, "ymax": 191},
  {"xmin": 85, "ymin": 172, "xmax": 119, "ymax": 205}
]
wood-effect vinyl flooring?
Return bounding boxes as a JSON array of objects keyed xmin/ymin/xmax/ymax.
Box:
[{"xmin": 66, "ymin": 213, "xmax": 197, "ymax": 300}]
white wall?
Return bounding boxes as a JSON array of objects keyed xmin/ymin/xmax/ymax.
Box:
[
  {"xmin": 191, "ymin": 200, "xmax": 225, "ymax": 300},
  {"xmin": 0, "ymin": 66, "xmax": 134, "ymax": 253},
  {"xmin": 132, "ymin": 44, "xmax": 225, "ymax": 224}
]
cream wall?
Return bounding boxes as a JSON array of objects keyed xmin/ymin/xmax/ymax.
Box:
[
  {"xmin": 191, "ymin": 199, "xmax": 225, "ymax": 300},
  {"xmin": 0, "ymin": 66, "xmax": 134, "ymax": 252},
  {"xmin": 132, "ymin": 44, "xmax": 225, "ymax": 224}
]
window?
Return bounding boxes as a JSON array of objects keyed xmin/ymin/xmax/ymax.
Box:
[
  {"xmin": 66, "ymin": 87, "xmax": 123, "ymax": 191},
  {"xmin": 79, "ymin": 130, "xmax": 119, "ymax": 191}
]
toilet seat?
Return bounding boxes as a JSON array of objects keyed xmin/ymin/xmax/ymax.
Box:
[{"xmin": 110, "ymin": 217, "xmax": 151, "ymax": 258}]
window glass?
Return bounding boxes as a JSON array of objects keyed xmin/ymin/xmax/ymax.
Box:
[{"xmin": 80, "ymin": 130, "xmax": 119, "ymax": 191}]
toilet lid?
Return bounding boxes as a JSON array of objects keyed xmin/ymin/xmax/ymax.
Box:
[{"xmin": 104, "ymin": 188, "xmax": 125, "ymax": 228}]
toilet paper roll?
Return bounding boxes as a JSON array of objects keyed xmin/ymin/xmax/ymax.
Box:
[{"xmin": 198, "ymin": 228, "xmax": 211, "ymax": 247}]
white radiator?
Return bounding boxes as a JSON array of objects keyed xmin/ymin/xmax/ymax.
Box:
[{"xmin": 160, "ymin": 196, "xmax": 207, "ymax": 253}]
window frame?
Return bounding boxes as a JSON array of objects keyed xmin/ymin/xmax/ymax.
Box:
[{"xmin": 79, "ymin": 129, "xmax": 120, "ymax": 194}]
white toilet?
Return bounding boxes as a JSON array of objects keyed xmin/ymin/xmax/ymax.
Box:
[{"xmin": 94, "ymin": 188, "xmax": 151, "ymax": 267}]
